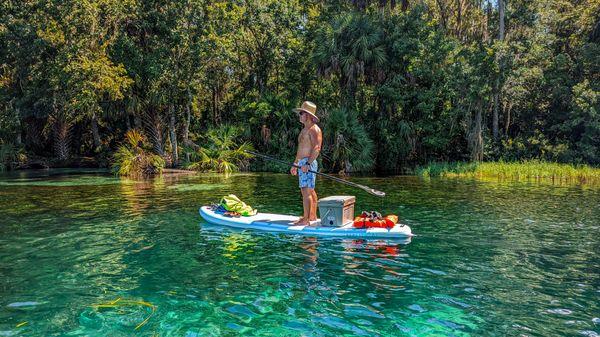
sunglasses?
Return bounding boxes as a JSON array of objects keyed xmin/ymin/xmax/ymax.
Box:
[{"xmin": 297, "ymin": 111, "xmax": 305, "ymax": 116}]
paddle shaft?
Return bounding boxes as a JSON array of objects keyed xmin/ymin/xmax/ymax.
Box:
[{"xmin": 246, "ymin": 150, "xmax": 385, "ymax": 197}]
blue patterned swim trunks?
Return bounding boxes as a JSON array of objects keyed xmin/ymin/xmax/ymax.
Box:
[{"xmin": 298, "ymin": 157, "xmax": 318, "ymax": 189}]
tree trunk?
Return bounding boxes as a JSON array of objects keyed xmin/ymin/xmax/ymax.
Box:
[
  {"xmin": 493, "ymin": 82, "xmax": 499, "ymax": 140},
  {"xmin": 182, "ymin": 92, "xmax": 199, "ymax": 162},
  {"xmin": 169, "ymin": 104, "xmax": 178, "ymax": 167},
  {"xmin": 51, "ymin": 94, "xmax": 69, "ymax": 161},
  {"xmin": 144, "ymin": 108, "xmax": 164, "ymax": 156},
  {"xmin": 456, "ymin": 0, "xmax": 462, "ymax": 38},
  {"xmin": 498, "ymin": 0, "xmax": 505, "ymax": 41},
  {"xmin": 212, "ymin": 87, "xmax": 217, "ymax": 124},
  {"xmin": 134, "ymin": 114, "xmax": 142, "ymax": 130},
  {"xmin": 183, "ymin": 92, "xmax": 191, "ymax": 144},
  {"xmin": 261, "ymin": 124, "xmax": 271, "ymax": 145},
  {"xmin": 505, "ymin": 102, "xmax": 512, "ymax": 135},
  {"xmin": 91, "ymin": 111, "xmax": 101, "ymax": 151},
  {"xmin": 492, "ymin": 0, "xmax": 505, "ymax": 140},
  {"xmin": 184, "ymin": 104, "xmax": 191, "ymax": 163},
  {"xmin": 484, "ymin": 1, "xmax": 491, "ymax": 42},
  {"xmin": 53, "ymin": 118, "xmax": 70, "ymax": 161},
  {"xmin": 401, "ymin": 0, "xmax": 408, "ymax": 11},
  {"xmin": 125, "ymin": 114, "xmax": 131, "ymax": 130},
  {"xmin": 469, "ymin": 104, "xmax": 484, "ymax": 161},
  {"xmin": 435, "ymin": 0, "xmax": 448, "ymax": 31},
  {"xmin": 15, "ymin": 108, "xmax": 22, "ymax": 145}
]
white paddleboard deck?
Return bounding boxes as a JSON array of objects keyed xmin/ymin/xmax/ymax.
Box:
[{"xmin": 199, "ymin": 206, "xmax": 413, "ymax": 239}]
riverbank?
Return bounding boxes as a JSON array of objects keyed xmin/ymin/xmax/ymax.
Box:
[
  {"xmin": 6, "ymin": 155, "xmax": 600, "ymax": 185},
  {"xmin": 416, "ymin": 161, "xmax": 600, "ymax": 184}
]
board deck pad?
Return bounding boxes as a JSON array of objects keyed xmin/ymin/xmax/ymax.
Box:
[{"xmin": 199, "ymin": 206, "xmax": 413, "ymax": 239}]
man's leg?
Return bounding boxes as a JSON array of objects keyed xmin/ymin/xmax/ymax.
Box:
[
  {"xmin": 294, "ymin": 188, "xmax": 307, "ymax": 224},
  {"xmin": 309, "ymin": 189, "xmax": 318, "ymax": 221},
  {"xmin": 306, "ymin": 188, "xmax": 314, "ymax": 222},
  {"xmin": 301, "ymin": 187, "xmax": 310, "ymax": 224}
]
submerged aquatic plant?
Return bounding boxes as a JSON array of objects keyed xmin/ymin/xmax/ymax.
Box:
[
  {"xmin": 112, "ymin": 130, "xmax": 165, "ymax": 177},
  {"xmin": 91, "ymin": 297, "xmax": 156, "ymax": 330},
  {"xmin": 185, "ymin": 125, "xmax": 253, "ymax": 173}
]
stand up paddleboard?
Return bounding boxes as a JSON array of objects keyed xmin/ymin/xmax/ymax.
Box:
[{"xmin": 199, "ymin": 206, "xmax": 413, "ymax": 239}]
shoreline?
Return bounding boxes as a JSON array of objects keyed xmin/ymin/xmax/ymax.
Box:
[{"xmin": 4, "ymin": 158, "xmax": 600, "ymax": 185}]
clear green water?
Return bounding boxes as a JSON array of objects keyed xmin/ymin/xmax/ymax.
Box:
[{"xmin": 1, "ymin": 170, "xmax": 599, "ymax": 336}]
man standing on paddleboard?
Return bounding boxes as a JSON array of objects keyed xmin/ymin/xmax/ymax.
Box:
[{"xmin": 290, "ymin": 101, "xmax": 323, "ymax": 226}]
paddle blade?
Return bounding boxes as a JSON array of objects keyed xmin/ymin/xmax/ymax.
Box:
[
  {"xmin": 371, "ymin": 189, "xmax": 386, "ymax": 197},
  {"xmin": 358, "ymin": 184, "xmax": 386, "ymax": 197}
]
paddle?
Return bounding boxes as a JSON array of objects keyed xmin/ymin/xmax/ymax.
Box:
[{"xmin": 245, "ymin": 150, "xmax": 386, "ymax": 197}]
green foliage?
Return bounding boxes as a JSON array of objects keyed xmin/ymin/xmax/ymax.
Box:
[
  {"xmin": 1, "ymin": 0, "xmax": 598, "ymax": 173},
  {"xmin": 112, "ymin": 130, "xmax": 165, "ymax": 177},
  {"xmin": 0, "ymin": 106, "xmax": 20, "ymax": 142},
  {"xmin": 322, "ymin": 108, "xmax": 374, "ymax": 172},
  {"xmin": 0, "ymin": 143, "xmax": 17, "ymax": 171},
  {"xmin": 416, "ymin": 161, "xmax": 478, "ymax": 177},
  {"xmin": 237, "ymin": 94, "xmax": 297, "ymax": 156},
  {"xmin": 569, "ymin": 79, "xmax": 599, "ymax": 164},
  {"xmin": 312, "ymin": 11, "xmax": 387, "ymax": 100},
  {"xmin": 185, "ymin": 125, "xmax": 253, "ymax": 173}
]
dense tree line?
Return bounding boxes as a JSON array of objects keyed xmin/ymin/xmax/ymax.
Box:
[{"xmin": 1, "ymin": 0, "xmax": 598, "ymax": 173}]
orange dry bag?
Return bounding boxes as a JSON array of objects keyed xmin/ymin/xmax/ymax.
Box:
[{"xmin": 354, "ymin": 213, "xmax": 398, "ymax": 229}]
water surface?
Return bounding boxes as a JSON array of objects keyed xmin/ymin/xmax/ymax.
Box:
[{"xmin": 0, "ymin": 170, "xmax": 599, "ymax": 336}]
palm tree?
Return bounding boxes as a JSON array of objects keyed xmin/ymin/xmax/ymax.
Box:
[
  {"xmin": 313, "ymin": 12, "xmax": 387, "ymax": 106},
  {"xmin": 322, "ymin": 108, "xmax": 374, "ymax": 173},
  {"xmin": 112, "ymin": 130, "xmax": 165, "ymax": 177},
  {"xmin": 186, "ymin": 125, "xmax": 254, "ymax": 174}
]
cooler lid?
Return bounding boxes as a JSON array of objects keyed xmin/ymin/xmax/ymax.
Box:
[{"xmin": 318, "ymin": 195, "xmax": 355, "ymax": 207}]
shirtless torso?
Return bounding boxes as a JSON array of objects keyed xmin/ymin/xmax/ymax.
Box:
[{"xmin": 296, "ymin": 124, "xmax": 322, "ymax": 161}]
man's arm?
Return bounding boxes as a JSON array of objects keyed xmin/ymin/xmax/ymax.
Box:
[
  {"xmin": 307, "ymin": 127, "xmax": 322, "ymax": 165},
  {"xmin": 294, "ymin": 134, "xmax": 302, "ymax": 165},
  {"xmin": 291, "ymin": 134, "xmax": 301, "ymax": 175}
]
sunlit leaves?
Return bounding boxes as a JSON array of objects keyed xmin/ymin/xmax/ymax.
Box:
[{"xmin": 112, "ymin": 130, "xmax": 165, "ymax": 177}]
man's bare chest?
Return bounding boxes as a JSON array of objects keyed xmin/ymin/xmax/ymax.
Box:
[{"xmin": 299, "ymin": 129, "xmax": 311, "ymax": 142}]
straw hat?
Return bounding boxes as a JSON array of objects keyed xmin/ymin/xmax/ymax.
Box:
[{"xmin": 293, "ymin": 101, "xmax": 319, "ymax": 122}]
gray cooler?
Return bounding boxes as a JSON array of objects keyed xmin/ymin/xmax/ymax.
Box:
[{"xmin": 318, "ymin": 196, "xmax": 356, "ymax": 227}]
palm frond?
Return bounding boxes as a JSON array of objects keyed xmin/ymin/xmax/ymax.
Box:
[
  {"xmin": 112, "ymin": 130, "xmax": 165, "ymax": 177},
  {"xmin": 186, "ymin": 126, "xmax": 253, "ymax": 173}
]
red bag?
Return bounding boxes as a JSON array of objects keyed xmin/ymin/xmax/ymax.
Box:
[{"xmin": 354, "ymin": 214, "xmax": 397, "ymax": 229}]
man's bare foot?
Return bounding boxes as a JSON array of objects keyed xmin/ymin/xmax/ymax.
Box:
[
  {"xmin": 293, "ymin": 217, "xmax": 306, "ymax": 224},
  {"xmin": 294, "ymin": 217, "xmax": 311, "ymax": 226},
  {"xmin": 297, "ymin": 219, "xmax": 310, "ymax": 226}
]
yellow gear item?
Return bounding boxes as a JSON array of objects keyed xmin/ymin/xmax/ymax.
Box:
[{"xmin": 220, "ymin": 194, "xmax": 257, "ymax": 216}]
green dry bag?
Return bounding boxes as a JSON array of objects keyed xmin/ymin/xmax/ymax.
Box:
[{"xmin": 220, "ymin": 194, "xmax": 257, "ymax": 216}]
